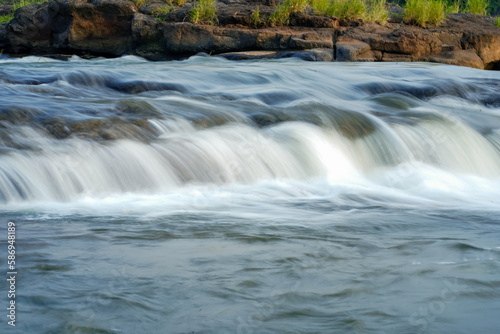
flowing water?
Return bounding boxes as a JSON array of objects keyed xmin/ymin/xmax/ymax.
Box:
[{"xmin": 0, "ymin": 55, "xmax": 499, "ymax": 333}]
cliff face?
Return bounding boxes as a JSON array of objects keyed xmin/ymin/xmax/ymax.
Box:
[{"xmin": 1, "ymin": 0, "xmax": 500, "ymax": 69}]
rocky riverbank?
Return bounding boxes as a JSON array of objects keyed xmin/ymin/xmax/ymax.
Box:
[{"xmin": 0, "ymin": 0, "xmax": 499, "ymax": 69}]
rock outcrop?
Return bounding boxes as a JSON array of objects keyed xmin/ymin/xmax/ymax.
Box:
[{"xmin": 2, "ymin": 0, "xmax": 500, "ymax": 69}]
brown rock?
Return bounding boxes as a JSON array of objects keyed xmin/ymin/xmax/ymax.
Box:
[
  {"xmin": 462, "ymin": 33, "xmax": 500, "ymax": 69},
  {"xmin": 429, "ymin": 49, "xmax": 484, "ymax": 69},
  {"xmin": 7, "ymin": 0, "xmax": 136, "ymax": 55},
  {"xmin": 65, "ymin": 0, "xmax": 137, "ymax": 55},
  {"xmin": 132, "ymin": 13, "xmax": 166, "ymax": 60},
  {"xmin": 336, "ymin": 39, "xmax": 371, "ymax": 61},
  {"xmin": 369, "ymin": 29, "xmax": 443, "ymax": 56}
]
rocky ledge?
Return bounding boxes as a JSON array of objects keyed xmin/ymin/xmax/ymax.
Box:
[{"xmin": 0, "ymin": 0, "xmax": 499, "ymax": 69}]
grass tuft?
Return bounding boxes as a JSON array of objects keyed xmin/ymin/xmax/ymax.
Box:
[
  {"xmin": 190, "ymin": 0, "xmax": 217, "ymax": 25},
  {"xmin": 310, "ymin": 0, "xmax": 329, "ymax": 14},
  {"xmin": 445, "ymin": 0, "xmax": 460, "ymax": 13},
  {"xmin": 268, "ymin": 0, "xmax": 309, "ymax": 26},
  {"xmin": 404, "ymin": 0, "xmax": 446, "ymax": 27},
  {"xmin": 0, "ymin": 13, "xmax": 14, "ymax": 23},
  {"xmin": 251, "ymin": 6, "xmax": 260, "ymax": 27},
  {"xmin": 466, "ymin": 0, "xmax": 488, "ymax": 15},
  {"xmin": 152, "ymin": 5, "xmax": 170, "ymax": 22},
  {"xmin": 326, "ymin": 0, "xmax": 367, "ymax": 20},
  {"xmin": 496, "ymin": 16, "xmax": 500, "ymax": 27},
  {"xmin": 428, "ymin": 0, "xmax": 446, "ymax": 25},
  {"xmin": 366, "ymin": 0, "xmax": 389, "ymax": 24},
  {"xmin": 130, "ymin": 0, "xmax": 145, "ymax": 8}
]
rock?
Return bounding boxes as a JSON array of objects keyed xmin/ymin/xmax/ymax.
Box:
[
  {"xmin": 131, "ymin": 13, "xmax": 166, "ymax": 60},
  {"xmin": 289, "ymin": 13, "xmax": 339, "ymax": 29},
  {"xmin": 462, "ymin": 32, "xmax": 500, "ymax": 69},
  {"xmin": 7, "ymin": 0, "xmax": 136, "ymax": 55},
  {"xmin": 162, "ymin": 23, "xmax": 333, "ymax": 57},
  {"xmin": 42, "ymin": 117, "xmax": 71, "ymax": 139},
  {"xmin": 336, "ymin": 39, "xmax": 371, "ymax": 61},
  {"xmin": 429, "ymin": 49, "xmax": 484, "ymax": 69},
  {"xmin": 382, "ymin": 52, "xmax": 420, "ymax": 62},
  {"xmin": 217, "ymin": 50, "xmax": 279, "ymax": 60},
  {"xmin": 276, "ymin": 48, "xmax": 334, "ymax": 61},
  {"xmin": 0, "ymin": 24, "xmax": 6, "ymax": 50},
  {"xmin": 6, "ymin": 3, "xmax": 52, "ymax": 53},
  {"xmin": 369, "ymin": 29, "xmax": 443, "ymax": 56},
  {"xmin": 107, "ymin": 80, "xmax": 187, "ymax": 94},
  {"xmin": 63, "ymin": 0, "xmax": 137, "ymax": 55},
  {"xmin": 0, "ymin": 106, "xmax": 43, "ymax": 124}
]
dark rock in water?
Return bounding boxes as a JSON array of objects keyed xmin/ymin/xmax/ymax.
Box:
[
  {"xmin": 107, "ymin": 80, "xmax": 187, "ymax": 94},
  {"xmin": 191, "ymin": 114, "xmax": 232, "ymax": 129},
  {"xmin": 357, "ymin": 80, "xmax": 472, "ymax": 100},
  {"xmin": 250, "ymin": 112, "xmax": 293, "ymax": 127},
  {"xmin": 40, "ymin": 116, "xmax": 157, "ymax": 141},
  {"xmin": 43, "ymin": 117, "xmax": 71, "ymax": 139},
  {"xmin": 115, "ymin": 100, "xmax": 161, "ymax": 117},
  {"xmin": 330, "ymin": 111, "xmax": 376, "ymax": 140},
  {"xmin": 0, "ymin": 106, "xmax": 43, "ymax": 124}
]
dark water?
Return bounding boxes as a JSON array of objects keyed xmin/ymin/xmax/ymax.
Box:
[{"xmin": 0, "ymin": 56, "xmax": 499, "ymax": 333}]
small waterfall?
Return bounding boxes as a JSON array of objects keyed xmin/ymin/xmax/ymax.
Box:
[{"xmin": 1, "ymin": 113, "xmax": 500, "ymax": 203}]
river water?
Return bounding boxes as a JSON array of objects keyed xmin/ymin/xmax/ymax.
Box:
[{"xmin": 0, "ymin": 55, "xmax": 499, "ymax": 333}]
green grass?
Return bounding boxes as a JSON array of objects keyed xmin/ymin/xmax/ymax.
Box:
[
  {"xmin": 251, "ymin": 6, "xmax": 260, "ymax": 27},
  {"xmin": 152, "ymin": 5, "xmax": 170, "ymax": 21},
  {"xmin": 445, "ymin": 0, "xmax": 460, "ymax": 13},
  {"xmin": 310, "ymin": 0, "xmax": 329, "ymax": 14},
  {"xmin": 366, "ymin": 0, "xmax": 390, "ymax": 24},
  {"xmin": 495, "ymin": 16, "xmax": 500, "ymax": 26},
  {"xmin": 0, "ymin": 13, "xmax": 14, "ymax": 23},
  {"xmin": 0, "ymin": 0, "xmax": 48, "ymax": 24},
  {"xmin": 268, "ymin": 2, "xmax": 290, "ymax": 26},
  {"xmin": 268, "ymin": 0, "xmax": 309, "ymax": 26},
  {"xmin": 466, "ymin": 0, "xmax": 488, "ymax": 15},
  {"xmin": 404, "ymin": 0, "xmax": 446, "ymax": 27},
  {"xmin": 190, "ymin": 0, "xmax": 217, "ymax": 24},
  {"xmin": 428, "ymin": 0, "xmax": 446, "ymax": 25},
  {"xmin": 130, "ymin": 0, "xmax": 145, "ymax": 8},
  {"xmin": 12, "ymin": 0, "xmax": 47, "ymax": 10},
  {"xmin": 172, "ymin": 0, "xmax": 187, "ymax": 5},
  {"xmin": 326, "ymin": 0, "xmax": 367, "ymax": 20}
]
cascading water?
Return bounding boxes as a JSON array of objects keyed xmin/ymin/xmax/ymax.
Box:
[{"xmin": 1, "ymin": 56, "xmax": 499, "ymax": 333}]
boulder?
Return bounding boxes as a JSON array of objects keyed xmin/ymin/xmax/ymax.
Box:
[
  {"xmin": 7, "ymin": 0, "xmax": 136, "ymax": 55},
  {"xmin": 6, "ymin": 3, "xmax": 52, "ymax": 53},
  {"xmin": 336, "ymin": 39, "xmax": 371, "ymax": 61},
  {"xmin": 429, "ymin": 49, "xmax": 484, "ymax": 69},
  {"xmin": 62, "ymin": 0, "xmax": 137, "ymax": 55},
  {"xmin": 132, "ymin": 13, "xmax": 167, "ymax": 60}
]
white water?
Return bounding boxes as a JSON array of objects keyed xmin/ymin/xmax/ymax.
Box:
[{"xmin": 1, "ymin": 57, "xmax": 500, "ymax": 334}]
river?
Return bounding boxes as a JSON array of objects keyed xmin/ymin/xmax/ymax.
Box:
[{"xmin": 0, "ymin": 55, "xmax": 499, "ymax": 333}]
